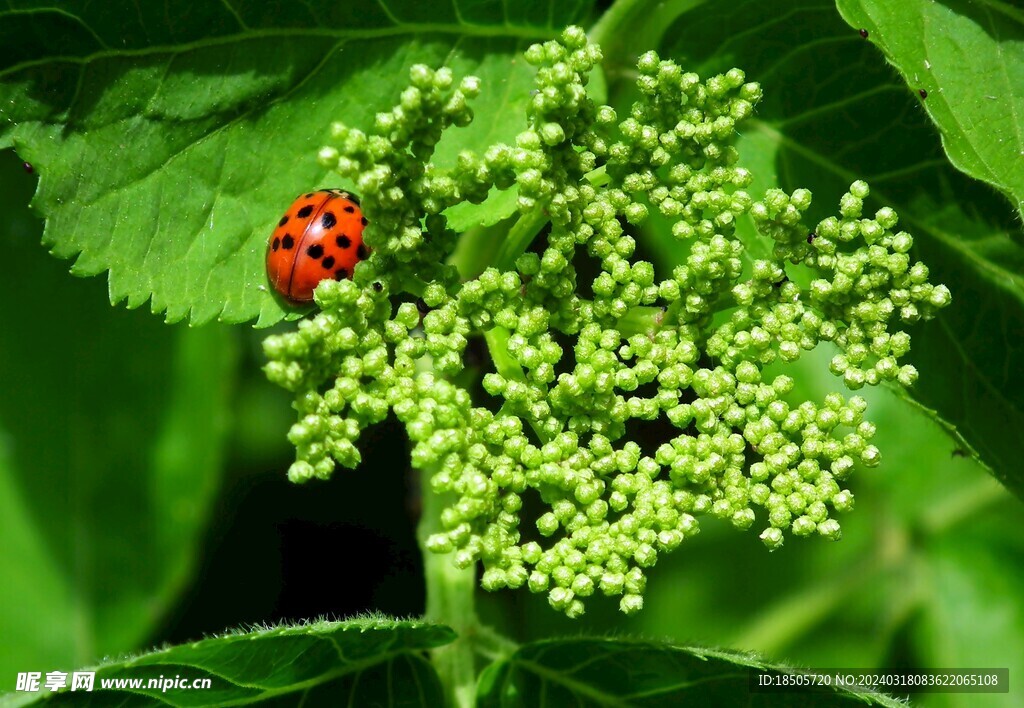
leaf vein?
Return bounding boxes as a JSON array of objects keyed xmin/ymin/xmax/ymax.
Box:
[
  {"xmin": 0, "ymin": 6, "xmax": 111, "ymax": 50},
  {"xmin": 218, "ymin": 0, "xmax": 249, "ymax": 31}
]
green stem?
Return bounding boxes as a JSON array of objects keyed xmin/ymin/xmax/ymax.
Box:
[
  {"xmin": 418, "ymin": 469, "xmax": 479, "ymax": 708},
  {"xmin": 493, "ymin": 206, "xmax": 549, "ymax": 271},
  {"xmin": 617, "ymin": 305, "xmax": 666, "ymax": 337},
  {"xmin": 587, "ymin": 0, "xmax": 649, "ymax": 49},
  {"xmin": 421, "ymin": 202, "xmax": 553, "ymax": 706},
  {"xmin": 419, "ymin": 132, "xmax": 617, "ymax": 703},
  {"xmin": 485, "ymin": 326, "xmax": 554, "ymax": 444}
]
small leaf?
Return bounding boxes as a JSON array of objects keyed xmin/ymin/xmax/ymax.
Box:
[
  {"xmin": 477, "ymin": 637, "xmax": 904, "ymax": 706},
  {"xmin": 0, "ymin": 0, "xmax": 592, "ymax": 325},
  {"xmin": 836, "ymin": 0, "xmax": 1024, "ymax": 223},
  {"xmin": 9, "ymin": 617, "xmax": 455, "ymax": 707}
]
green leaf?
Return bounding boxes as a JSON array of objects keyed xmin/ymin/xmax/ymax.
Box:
[
  {"xmin": 0, "ymin": 0, "xmax": 591, "ymax": 326},
  {"xmin": 645, "ymin": 0, "xmax": 1024, "ymax": 497},
  {"xmin": 477, "ymin": 637, "xmax": 903, "ymax": 707},
  {"xmin": 7, "ymin": 617, "xmax": 455, "ymax": 707},
  {"xmin": 0, "ymin": 150, "xmax": 236, "ymax": 675},
  {"xmin": 835, "ymin": 0, "xmax": 1024, "ymax": 223}
]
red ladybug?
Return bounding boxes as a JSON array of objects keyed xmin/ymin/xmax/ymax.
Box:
[{"xmin": 267, "ymin": 189, "xmax": 368, "ymax": 302}]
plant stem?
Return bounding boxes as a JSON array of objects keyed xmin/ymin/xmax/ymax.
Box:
[
  {"xmin": 587, "ymin": 0, "xmax": 648, "ymax": 49},
  {"xmin": 419, "ymin": 97, "xmax": 617, "ymax": 703},
  {"xmin": 617, "ymin": 305, "xmax": 666, "ymax": 337},
  {"xmin": 419, "ymin": 203, "xmax": 555, "ymax": 706},
  {"xmin": 418, "ymin": 470, "xmax": 479, "ymax": 708},
  {"xmin": 493, "ymin": 206, "xmax": 549, "ymax": 271}
]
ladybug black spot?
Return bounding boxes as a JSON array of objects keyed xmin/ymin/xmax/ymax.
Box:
[
  {"xmin": 304, "ymin": 193, "xmax": 314, "ymax": 198},
  {"xmin": 361, "ymin": 216, "xmax": 368, "ymax": 226},
  {"xmin": 344, "ymin": 205, "xmax": 355, "ymax": 213},
  {"xmin": 336, "ymin": 235, "xmax": 352, "ymax": 249},
  {"xmin": 307, "ymin": 244, "xmax": 324, "ymax": 258},
  {"xmin": 322, "ymin": 256, "xmax": 336, "ymax": 269},
  {"xmin": 282, "ymin": 235, "xmax": 294, "ymax": 249},
  {"xmin": 357, "ymin": 244, "xmax": 369, "ymax": 260},
  {"xmin": 278, "ymin": 216, "xmax": 289, "ymax": 227},
  {"xmin": 321, "ymin": 212, "xmax": 337, "ymax": 229},
  {"xmin": 272, "ymin": 237, "xmax": 281, "ymax": 251},
  {"xmin": 335, "ymin": 268, "xmax": 349, "ymax": 280},
  {"xmin": 297, "ymin": 205, "xmax": 314, "ymax": 218}
]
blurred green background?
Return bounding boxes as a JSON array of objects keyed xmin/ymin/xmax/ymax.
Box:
[{"xmin": 2, "ymin": 141, "xmax": 1022, "ymax": 706}]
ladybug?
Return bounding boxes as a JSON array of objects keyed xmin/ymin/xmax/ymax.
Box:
[{"xmin": 267, "ymin": 189, "xmax": 369, "ymax": 302}]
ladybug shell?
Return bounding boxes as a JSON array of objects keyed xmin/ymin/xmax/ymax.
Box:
[{"xmin": 267, "ymin": 189, "xmax": 369, "ymax": 302}]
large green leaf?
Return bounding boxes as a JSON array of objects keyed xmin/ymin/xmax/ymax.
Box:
[
  {"xmin": 6, "ymin": 617, "xmax": 455, "ymax": 707},
  {"xmin": 644, "ymin": 0, "xmax": 1024, "ymax": 497},
  {"xmin": 477, "ymin": 637, "xmax": 903, "ymax": 707},
  {"xmin": 836, "ymin": 0, "xmax": 1024, "ymax": 223},
  {"xmin": 0, "ymin": 150, "xmax": 236, "ymax": 676},
  {"xmin": 0, "ymin": 0, "xmax": 590, "ymax": 325}
]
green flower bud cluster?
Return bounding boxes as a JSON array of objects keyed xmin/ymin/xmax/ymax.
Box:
[
  {"xmin": 746, "ymin": 183, "xmax": 951, "ymax": 389},
  {"xmin": 317, "ymin": 64, "xmax": 485, "ymax": 293},
  {"xmin": 265, "ymin": 27, "xmax": 950, "ymax": 616}
]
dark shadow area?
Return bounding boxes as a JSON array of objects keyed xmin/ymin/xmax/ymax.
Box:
[{"xmin": 157, "ymin": 410, "xmax": 423, "ymax": 644}]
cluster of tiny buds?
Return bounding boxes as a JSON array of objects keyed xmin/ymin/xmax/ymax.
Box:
[
  {"xmin": 264, "ymin": 27, "xmax": 950, "ymax": 616},
  {"xmin": 747, "ymin": 182, "xmax": 951, "ymax": 390}
]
